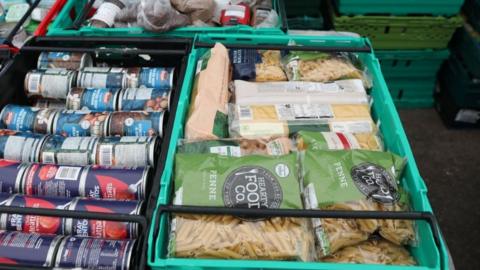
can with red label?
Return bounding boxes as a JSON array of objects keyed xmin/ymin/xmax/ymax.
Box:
[
  {"xmin": 108, "ymin": 111, "xmax": 164, "ymax": 137},
  {"xmin": 24, "ymin": 69, "xmax": 76, "ymax": 99},
  {"xmin": 66, "ymin": 198, "xmax": 142, "ymax": 240},
  {"xmin": 32, "ymin": 98, "xmax": 66, "ymax": 110},
  {"xmin": 22, "ymin": 163, "xmax": 149, "ymax": 200},
  {"xmin": 118, "ymin": 88, "xmax": 170, "ymax": 112},
  {"xmin": 0, "ymin": 231, "xmax": 63, "ymax": 267},
  {"xmin": 37, "ymin": 52, "xmax": 93, "ymax": 70},
  {"xmin": 55, "ymin": 236, "xmax": 135, "ymax": 270},
  {"xmin": 77, "ymin": 67, "xmax": 127, "ymax": 89},
  {"xmin": 138, "ymin": 67, "xmax": 174, "ymax": 89},
  {"xmin": 0, "ymin": 160, "xmax": 27, "ymax": 194},
  {"xmin": 0, "ymin": 105, "xmax": 56, "ymax": 134},
  {"xmin": 0, "ymin": 129, "xmax": 47, "ymax": 163},
  {"xmin": 0, "ymin": 194, "xmax": 71, "ymax": 235},
  {"xmin": 95, "ymin": 136, "xmax": 157, "ymax": 167},
  {"xmin": 39, "ymin": 135, "xmax": 98, "ymax": 166},
  {"xmin": 66, "ymin": 87, "xmax": 120, "ymax": 112},
  {"xmin": 52, "ymin": 110, "xmax": 110, "ymax": 137}
]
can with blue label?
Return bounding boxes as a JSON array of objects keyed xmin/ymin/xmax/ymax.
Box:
[
  {"xmin": 32, "ymin": 98, "xmax": 66, "ymax": 110},
  {"xmin": 66, "ymin": 198, "xmax": 142, "ymax": 240},
  {"xmin": 118, "ymin": 88, "xmax": 170, "ymax": 112},
  {"xmin": 0, "ymin": 231, "xmax": 63, "ymax": 267},
  {"xmin": 37, "ymin": 52, "xmax": 93, "ymax": 70},
  {"xmin": 77, "ymin": 67, "xmax": 127, "ymax": 89},
  {"xmin": 52, "ymin": 110, "xmax": 110, "ymax": 137},
  {"xmin": 39, "ymin": 135, "xmax": 98, "ymax": 166},
  {"xmin": 137, "ymin": 67, "xmax": 174, "ymax": 89},
  {"xmin": 66, "ymin": 87, "xmax": 120, "ymax": 112},
  {"xmin": 0, "ymin": 129, "xmax": 47, "ymax": 163},
  {"xmin": 95, "ymin": 136, "xmax": 157, "ymax": 168},
  {"xmin": 0, "ymin": 194, "xmax": 71, "ymax": 235},
  {"xmin": 0, "ymin": 193, "xmax": 12, "ymax": 205},
  {"xmin": 0, "ymin": 105, "xmax": 57, "ymax": 134},
  {"xmin": 0, "ymin": 160, "xmax": 25, "ymax": 194},
  {"xmin": 24, "ymin": 69, "xmax": 76, "ymax": 99},
  {"xmin": 55, "ymin": 236, "xmax": 135, "ymax": 270},
  {"xmin": 108, "ymin": 111, "xmax": 164, "ymax": 137}
]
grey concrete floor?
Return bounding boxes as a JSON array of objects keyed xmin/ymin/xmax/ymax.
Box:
[{"xmin": 399, "ymin": 109, "xmax": 480, "ymax": 270}]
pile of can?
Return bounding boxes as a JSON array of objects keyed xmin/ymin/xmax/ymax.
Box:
[{"xmin": 0, "ymin": 51, "xmax": 174, "ymax": 270}]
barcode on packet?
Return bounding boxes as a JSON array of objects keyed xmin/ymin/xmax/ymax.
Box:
[
  {"xmin": 28, "ymin": 74, "xmax": 41, "ymax": 93},
  {"xmin": 55, "ymin": 166, "xmax": 81, "ymax": 181},
  {"xmin": 99, "ymin": 145, "xmax": 113, "ymax": 166},
  {"xmin": 238, "ymin": 105, "xmax": 253, "ymax": 120}
]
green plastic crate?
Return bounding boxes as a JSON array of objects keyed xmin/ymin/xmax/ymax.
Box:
[
  {"xmin": 47, "ymin": 0, "xmax": 287, "ymax": 37},
  {"xmin": 386, "ymin": 79, "xmax": 436, "ymax": 109},
  {"xmin": 335, "ymin": 0, "xmax": 463, "ymax": 16},
  {"xmin": 287, "ymin": 16, "xmax": 324, "ymax": 30},
  {"xmin": 376, "ymin": 50, "xmax": 449, "ymax": 78},
  {"xmin": 333, "ymin": 13, "xmax": 462, "ymax": 50},
  {"xmin": 147, "ymin": 34, "xmax": 450, "ymax": 270}
]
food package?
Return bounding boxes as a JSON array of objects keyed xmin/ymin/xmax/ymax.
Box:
[
  {"xmin": 252, "ymin": 8, "xmax": 278, "ymax": 28},
  {"xmin": 296, "ymin": 131, "xmax": 383, "ymax": 151},
  {"xmin": 177, "ymin": 137, "xmax": 294, "ymax": 156},
  {"xmin": 233, "ymin": 79, "xmax": 369, "ymax": 105},
  {"xmin": 228, "ymin": 103, "xmax": 376, "ymax": 138},
  {"xmin": 229, "ymin": 49, "xmax": 287, "ymax": 82},
  {"xmin": 322, "ymin": 239, "xmax": 416, "ymax": 265},
  {"xmin": 302, "ymin": 149, "xmax": 415, "ymax": 257},
  {"xmin": 185, "ymin": 43, "xmax": 230, "ymax": 140},
  {"xmin": 171, "ymin": 0, "xmax": 214, "ymax": 24},
  {"xmin": 169, "ymin": 153, "xmax": 315, "ymax": 261}
]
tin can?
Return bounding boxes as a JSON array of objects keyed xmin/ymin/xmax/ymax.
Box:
[
  {"xmin": 32, "ymin": 98, "xmax": 66, "ymax": 110},
  {"xmin": 0, "ymin": 160, "xmax": 25, "ymax": 194},
  {"xmin": 55, "ymin": 236, "xmax": 135, "ymax": 270},
  {"xmin": 0, "ymin": 194, "xmax": 71, "ymax": 235},
  {"xmin": 66, "ymin": 87, "xmax": 120, "ymax": 112},
  {"xmin": 37, "ymin": 52, "xmax": 93, "ymax": 70},
  {"xmin": 0, "ymin": 193, "xmax": 12, "ymax": 204},
  {"xmin": 95, "ymin": 136, "xmax": 157, "ymax": 167},
  {"xmin": 77, "ymin": 67, "xmax": 127, "ymax": 89},
  {"xmin": 52, "ymin": 110, "xmax": 110, "ymax": 137},
  {"xmin": 0, "ymin": 105, "xmax": 56, "ymax": 134},
  {"xmin": 22, "ymin": 164, "xmax": 149, "ymax": 200},
  {"xmin": 138, "ymin": 67, "xmax": 174, "ymax": 89},
  {"xmin": 24, "ymin": 69, "xmax": 76, "ymax": 99},
  {"xmin": 108, "ymin": 111, "xmax": 164, "ymax": 137},
  {"xmin": 66, "ymin": 198, "xmax": 142, "ymax": 240},
  {"xmin": 0, "ymin": 231, "xmax": 63, "ymax": 267},
  {"xmin": 0, "ymin": 129, "xmax": 47, "ymax": 163},
  {"xmin": 39, "ymin": 135, "xmax": 98, "ymax": 166},
  {"xmin": 118, "ymin": 88, "xmax": 170, "ymax": 112}
]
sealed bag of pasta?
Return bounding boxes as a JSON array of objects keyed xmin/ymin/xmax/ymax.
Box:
[
  {"xmin": 229, "ymin": 49, "xmax": 287, "ymax": 82},
  {"xmin": 229, "ymin": 103, "xmax": 376, "ymax": 138},
  {"xmin": 296, "ymin": 131, "xmax": 383, "ymax": 151},
  {"xmin": 282, "ymin": 51, "xmax": 366, "ymax": 83},
  {"xmin": 302, "ymin": 149, "xmax": 415, "ymax": 257},
  {"xmin": 169, "ymin": 153, "xmax": 316, "ymax": 261},
  {"xmin": 177, "ymin": 137, "xmax": 294, "ymax": 156}
]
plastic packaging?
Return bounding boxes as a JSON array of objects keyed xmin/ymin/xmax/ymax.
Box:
[
  {"xmin": 295, "ymin": 131, "xmax": 383, "ymax": 151},
  {"xmin": 171, "ymin": 0, "xmax": 214, "ymax": 24},
  {"xmin": 253, "ymin": 8, "xmax": 278, "ymax": 28},
  {"xmin": 229, "ymin": 49, "xmax": 287, "ymax": 82}
]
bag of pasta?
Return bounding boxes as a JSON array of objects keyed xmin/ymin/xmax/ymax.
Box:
[
  {"xmin": 322, "ymin": 239, "xmax": 416, "ymax": 265},
  {"xmin": 296, "ymin": 131, "xmax": 383, "ymax": 151},
  {"xmin": 302, "ymin": 149, "xmax": 415, "ymax": 257},
  {"xmin": 229, "ymin": 49, "xmax": 287, "ymax": 82},
  {"xmin": 228, "ymin": 103, "xmax": 376, "ymax": 138},
  {"xmin": 177, "ymin": 137, "xmax": 294, "ymax": 156},
  {"xmin": 169, "ymin": 153, "xmax": 315, "ymax": 261}
]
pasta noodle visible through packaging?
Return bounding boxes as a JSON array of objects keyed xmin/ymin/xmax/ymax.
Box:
[
  {"xmin": 295, "ymin": 130, "xmax": 383, "ymax": 151},
  {"xmin": 229, "ymin": 49, "xmax": 287, "ymax": 82}
]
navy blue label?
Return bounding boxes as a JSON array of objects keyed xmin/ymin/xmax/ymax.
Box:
[
  {"xmin": 54, "ymin": 111, "xmax": 109, "ymax": 137},
  {"xmin": 229, "ymin": 49, "xmax": 261, "ymax": 81},
  {"xmin": 80, "ymin": 88, "xmax": 119, "ymax": 111},
  {"xmin": 0, "ymin": 160, "xmax": 23, "ymax": 194},
  {"xmin": 138, "ymin": 68, "xmax": 173, "ymax": 89},
  {"xmin": 0, "ymin": 105, "xmax": 37, "ymax": 132}
]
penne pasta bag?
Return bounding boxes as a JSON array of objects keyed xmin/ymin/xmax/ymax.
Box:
[
  {"xmin": 229, "ymin": 49, "xmax": 287, "ymax": 82},
  {"xmin": 295, "ymin": 131, "xmax": 384, "ymax": 151},
  {"xmin": 169, "ymin": 153, "xmax": 316, "ymax": 261}
]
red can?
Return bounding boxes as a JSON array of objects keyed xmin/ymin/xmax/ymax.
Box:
[{"xmin": 221, "ymin": 4, "xmax": 251, "ymax": 25}]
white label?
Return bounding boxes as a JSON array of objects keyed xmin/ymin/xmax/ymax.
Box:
[
  {"xmin": 42, "ymin": 152, "xmax": 55, "ymax": 164},
  {"xmin": 239, "ymin": 123, "xmax": 285, "ymax": 138},
  {"xmin": 209, "ymin": 146, "xmax": 242, "ymax": 157},
  {"xmin": 304, "ymin": 183, "xmax": 318, "ymax": 210},
  {"xmin": 42, "ymin": 73, "xmax": 70, "ymax": 99},
  {"xmin": 321, "ymin": 132, "xmax": 360, "ymax": 150},
  {"xmin": 113, "ymin": 144, "xmax": 147, "ymax": 167},
  {"xmin": 99, "ymin": 144, "xmax": 113, "ymax": 166},
  {"xmin": 131, "ymin": 88, "xmax": 153, "ymax": 100},
  {"xmin": 238, "ymin": 105, "xmax": 253, "ymax": 120},
  {"xmin": 455, "ymin": 109, "xmax": 480, "ymax": 124},
  {"xmin": 275, "ymin": 104, "xmax": 334, "ymax": 121},
  {"xmin": 28, "ymin": 74, "xmax": 42, "ymax": 94},
  {"xmin": 57, "ymin": 153, "xmax": 89, "ymax": 166},
  {"xmin": 62, "ymin": 137, "xmax": 86, "ymax": 150},
  {"xmin": 55, "ymin": 166, "xmax": 81, "ymax": 180},
  {"xmin": 266, "ymin": 139, "xmax": 288, "ymax": 156},
  {"xmin": 173, "ymin": 187, "xmax": 183, "ymax": 205},
  {"xmin": 225, "ymin": 5, "xmax": 246, "ymax": 18},
  {"xmin": 330, "ymin": 121, "xmax": 373, "ymax": 133}
]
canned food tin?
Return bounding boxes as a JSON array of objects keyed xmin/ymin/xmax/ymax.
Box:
[
  {"xmin": 37, "ymin": 52, "xmax": 93, "ymax": 70},
  {"xmin": 0, "ymin": 129, "xmax": 47, "ymax": 163},
  {"xmin": 24, "ymin": 69, "xmax": 76, "ymax": 99},
  {"xmin": 66, "ymin": 198, "xmax": 142, "ymax": 240},
  {"xmin": 0, "ymin": 193, "xmax": 12, "ymax": 204},
  {"xmin": 138, "ymin": 67, "xmax": 174, "ymax": 89},
  {"xmin": 32, "ymin": 99, "xmax": 66, "ymax": 110},
  {"xmin": 39, "ymin": 135, "xmax": 98, "ymax": 166},
  {"xmin": 55, "ymin": 236, "xmax": 135, "ymax": 270},
  {"xmin": 0, "ymin": 231, "xmax": 63, "ymax": 267},
  {"xmin": 0, "ymin": 194, "xmax": 71, "ymax": 235},
  {"xmin": 77, "ymin": 67, "xmax": 127, "ymax": 89},
  {"xmin": 52, "ymin": 110, "xmax": 109, "ymax": 137},
  {"xmin": 108, "ymin": 111, "xmax": 164, "ymax": 137},
  {"xmin": 0, "ymin": 160, "xmax": 26, "ymax": 194},
  {"xmin": 66, "ymin": 87, "xmax": 120, "ymax": 112},
  {"xmin": 118, "ymin": 88, "xmax": 170, "ymax": 112},
  {"xmin": 0, "ymin": 105, "xmax": 56, "ymax": 134},
  {"xmin": 96, "ymin": 136, "xmax": 157, "ymax": 167}
]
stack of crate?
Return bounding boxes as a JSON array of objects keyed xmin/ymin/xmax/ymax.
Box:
[{"xmin": 329, "ymin": 0, "xmax": 463, "ymax": 108}]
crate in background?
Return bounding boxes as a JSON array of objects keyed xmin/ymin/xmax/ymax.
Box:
[{"xmin": 334, "ymin": 0, "xmax": 463, "ymax": 16}]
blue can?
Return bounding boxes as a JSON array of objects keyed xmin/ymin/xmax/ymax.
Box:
[
  {"xmin": 0, "ymin": 129, "xmax": 47, "ymax": 163},
  {"xmin": 0, "ymin": 193, "xmax": 12, "ymax": 204},
  {"xmin": 0, "ymin": 231, "xmax": 63, "ymax": 267},
  {"xmin": 67, "ymin": 87, "xmax": 120, "ymax": 112},
  {"xmin": 108, "ymin": 111, "xmax": 164, "ymax": 137},
  {"xmin": 55, "ymin": 236, "xmax": 135, "ymax": 270},
  {"xmin": 138, "ymin": 67, "xmax": 174, "ymax": 89},
  {"xmin": 118, "ymin": 88, "xmax": 170, "ymax": 112},
  {"xmin": 52, "ymin": 110, "xmax": 110, "ymax": 137},
  {"xmin": 0, "ymin": 160, "xmax": 26, "ymax": 194},
  {"xmin": 67, "ymin": 198, "xmax": 142, "ymax": 240},
  {"xmin": 39, "ymin": 135, "xmax": 98, "ymax": 166},
  {"xmin": 37, "ymin": 52, "xmax": 93, "ymax": 70},
  {"xmin": 0, "ymin": 105, "xmax": 57, "ymax": 134},
  {"xmin": 77, "ymin": 67, "xmax": 127, "ymax": 89}
]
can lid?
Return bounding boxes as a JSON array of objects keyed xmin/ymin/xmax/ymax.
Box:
[
  {"xmin": 139, "ymin": 167, "xmax": 150, "ymax": 201},
  {"xmin": 79, "ymin": 166, "xmax": 90, "ymax": 198},
  {"xmin": 158, "ymin": 111, "xmax": 165, "ymax": 138},
  {"xmin": 91, "ymin": 138, "xmax": 99, "ymax": 165},
  {"xmin": 46, "ymin": 234, "xmax": 65, "ymax": 268},
  {"xmin": 81, "ymin": 53, "xmax": 93, "ymax": 69},
  {"xmin": 169, "ymin": 67, "xmax": 175, "ymax": 91},
  {"xmin": 50, "ymin": 110, "xmax": 60, "ymax": 134},
  {"xmin": 148, "ymin": 136, "xmax": 157, "ymax": 167},
  {"xmin": 104, "ymin": 113, "xmax": 112, "ymax": 137},
  {"xmin": 112, "ymin": 88, "xmax": 121, "ymax": 111},
  {"xmin": 167, "ymin": 89, "xmax": 172, "ymax": 112},
  {"xmin": 53, "ymin": 236, "xmax": 70, "ymax": 268},
  {"xmin": 36, "ymin": 52, "xmax": 46, "ymax": 69},
  {"xmin": 16, "ymin": 163, "xmax": 30, "ymax": 193},
  {"xmin": 125, "ymin": 239, "xmax": 137, "ymax": 269},
  {"xmin": 34, "ymin": 134, "xmax": 49, "ymax": 163},
  {"xmin": 117, "ymin": 88, "xmax": 125, "ymax": 111}
]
